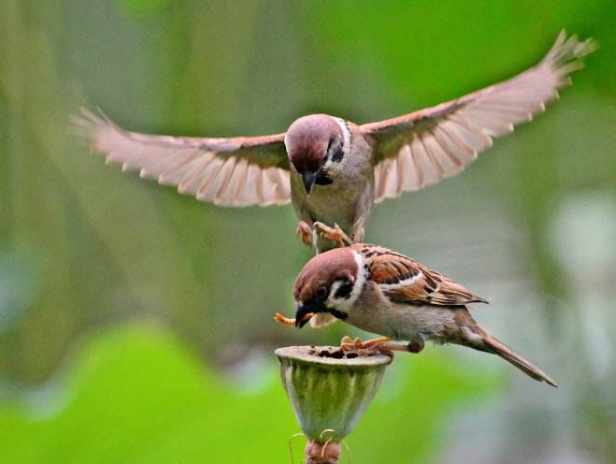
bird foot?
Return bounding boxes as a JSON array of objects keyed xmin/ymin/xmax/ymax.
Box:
[
  {"xmin": 296, "ymin": 221, "xmax": 314, "ymax": 247},
  {"xmin": 340, "ymin": 336, "xmax": 394, "ymax": 356},
  {"xmin": 313, "ymin": 222, "xmax": 353, "ymax": 248}
]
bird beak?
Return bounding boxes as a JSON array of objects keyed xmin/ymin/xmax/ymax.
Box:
[
  {"xmin": 295, "ymin": 301, "xmax": 322, "ymax": 329},
  {"xmin": 302, "ymin": 173, "xmax": 317, "ymax": 195}
]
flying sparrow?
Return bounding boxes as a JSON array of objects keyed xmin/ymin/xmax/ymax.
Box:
[
  {"xmin": 289, "ymin": 243, "xmax": 558, "ymax": 387},
  {"xmin": 75, "ymin": 32, "xmax": 594, "ymax": 251}
]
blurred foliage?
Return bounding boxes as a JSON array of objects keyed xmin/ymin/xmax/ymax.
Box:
[
  {"xmin": 1, "ymin": 0, "xmax": 615, "ymax": 463},
  {"xmin": 116, "ymin": 0, "xmax": 178, "ymax": 16},
  {"xmin": 0, "ymin": 324, "xmax": 493, "ymax": 464}
]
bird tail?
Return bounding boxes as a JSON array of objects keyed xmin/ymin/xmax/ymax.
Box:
[{"xmin": 481, "ymin": 333, "xmax": 558, "ymax": 388}]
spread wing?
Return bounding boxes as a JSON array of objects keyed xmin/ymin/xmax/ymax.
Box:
[
  {"xmin": 73, "ymin": 110, "xmax": 291, "ymax": 207},
  {"xmin": 362, "ymin": 31, "xmax": 596, "ymax": 202},
  {"xmin": 358, "ymin": 244, "xmax": 487, "ymax": 306}
]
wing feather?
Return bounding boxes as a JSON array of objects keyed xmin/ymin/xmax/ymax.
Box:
[
  {"xmin": 75, "ymin": 110, "xmax": 291, "ymax": 207},
  {"xmin": 362, "ymin": 32, "xmax": 596, "ymax": 202},
  {"xmin": 355, "ymin": 244, "xmax": 487, "ymax": 306}
]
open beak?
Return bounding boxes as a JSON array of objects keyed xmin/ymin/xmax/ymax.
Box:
[
  {"xmin": 302, "ymin": 172, "xmax": 317, "ymax": 195},
  {"xmin": 295, "ymin": 301, "xmax": 325, "ymax": 329}
]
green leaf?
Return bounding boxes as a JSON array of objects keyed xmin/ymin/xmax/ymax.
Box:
[{"xmin": 0, "ymin": 325, "xmax": 495, "ymax": 464}]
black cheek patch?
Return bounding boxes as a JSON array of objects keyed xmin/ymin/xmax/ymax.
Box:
[
  {"xmin": 333, "ymin": 280, "xmax": 353, "ymax": 299},
  {"xmin": 314, "ymin": 173, "xmax": 333, "ymax": 186},
  {"xmin": 329, "ymin": 308, "xmax": 348, "ymax": 320},
  {"xmin": 331, "ymin": 148, "xmax": 344, "ymax": 163},
  {"xmin": 330, "ymin": 139, "xmax": 344, "ymax": 163}
]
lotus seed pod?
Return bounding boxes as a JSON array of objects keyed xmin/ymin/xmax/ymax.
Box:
[{"xmin": 275, "ymin": 345, "xmax": 391, "ymax": 442}]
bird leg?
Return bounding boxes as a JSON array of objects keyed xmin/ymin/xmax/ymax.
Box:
[
  {"xmin": 340, "ymin": 335, "xmax": 426, "ymax": 357},
  {"xmin": 274, "ymin": 312, "xmax": 314, "ymax": 327},
  {"xmin": 407, "ymin": 336, "xmax": 425, "ymax": 354},
  {"xmin": 377, "ymin": 336, "xmax": 425, "ymax": 354},
  {"xmin": 296, "ymin": 221, "xmax": 314, "ymax": 247},
  {"xmin": 313, "ymin": 222, "xmax": 353, "ymax": 247}
]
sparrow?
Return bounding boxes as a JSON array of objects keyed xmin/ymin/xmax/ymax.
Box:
[
  {"xmin": 290, "ymin": 243, "xmax": 558, "ymax": 387},
  {"xmin": 74, "ymin": 32, "xmax": 594, "ymax": 251}
]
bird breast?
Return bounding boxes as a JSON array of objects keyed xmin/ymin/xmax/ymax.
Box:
[
  {"xmin": 290, "ymin": 129, "xmax": 374, "ymax": 235},
  {"xmin": 291, "ymin": 173, "xmax": 371, "ymax": 227}
]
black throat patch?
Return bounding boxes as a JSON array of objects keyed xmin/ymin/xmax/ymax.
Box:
[
  {"xmin": 314, "ymin": 173, "xmax": 333, "ymax": 186},
  {"xmin": 329, "ymin": 308, "xmax": 348, "ymax": 320}
]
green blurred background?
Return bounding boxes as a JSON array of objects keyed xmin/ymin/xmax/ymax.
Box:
[{"xmin": 1, "ymin": 0, "xmax": 615, "ymax": 463}]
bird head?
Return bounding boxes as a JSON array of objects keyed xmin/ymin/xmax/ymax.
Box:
[
  {"xmin": 284, "ymin": 115, "xmax": 349, "ymax": 195},
  {"xmin": 293, "ymin": 247, "xmax": 361, "ymax": 328}
]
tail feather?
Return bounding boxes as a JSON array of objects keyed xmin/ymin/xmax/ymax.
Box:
[{"xmin": 482, "ymin": 334, "xmax": 558, "ymax": 387}]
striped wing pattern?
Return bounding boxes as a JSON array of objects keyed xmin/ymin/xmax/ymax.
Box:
[
  {"xmin": 355, "ymin": 244, "xmax": 487, "ymax": 306},
  {"xmin": 364, "ymin": 31, "xmax": 596, "ymax": 202},
  {"xmin": 74, "ymin": 111, "xmax": 291, "ymax": 207}
]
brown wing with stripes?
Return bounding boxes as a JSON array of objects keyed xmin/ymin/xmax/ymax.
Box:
[{"xmin": 355, "ymin": 244, "xmax": 487, "ymax": 306}]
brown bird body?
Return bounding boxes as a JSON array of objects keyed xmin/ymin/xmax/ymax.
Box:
[
  {"xmin": 75, "ymin": 32, "xmax": 594, "ymax": 250},
  {"xmin": 293, "ymin": 243, "xmax": 558, "ymax": 387}
]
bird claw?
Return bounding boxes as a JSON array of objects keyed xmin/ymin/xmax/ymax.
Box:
[
  {"xmin": 313, "ymin": 222, "xmax": 353, "ymax": 247},
  {"xmin": 340, "ymin": 336, "xmax": 392, "ymax": 355},
  {"xmin": 340, "ymin": 335, "xmax": 422, "ymax": 358},
  {"xmin": 297, "ymin": 221, "xmax": 314, "ymax": 247}
]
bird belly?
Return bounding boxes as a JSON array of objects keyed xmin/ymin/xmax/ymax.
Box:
[
  {"xmin": 346, "ymin": 302, "xmax": 458, "ymax": 343},
  {"xmin": 290, "ymin": 172, "xmax": 373, "ymax": 244}
]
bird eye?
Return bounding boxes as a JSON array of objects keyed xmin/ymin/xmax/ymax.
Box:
[{"xmin": 317, "ymin": 286, "xmax": 328, "ymax": 300}]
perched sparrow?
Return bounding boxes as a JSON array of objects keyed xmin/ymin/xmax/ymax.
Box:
[
  {"xmin": 75, "ymin": 32, "xmax": 594, "ymax": 251},
  {"xmin": 292, "ymin": 243, "xmax": 558, "ymax": 387}
]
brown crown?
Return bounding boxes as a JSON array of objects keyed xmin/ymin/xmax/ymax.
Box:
[
  {"xmin": 294, "ymin": 247, "xmax": 358, "ymax": 302},
  {"xmin": 285, "ymin": 115, "xmax": 342, "ymax": 173}
]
